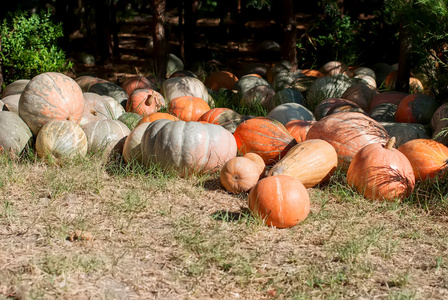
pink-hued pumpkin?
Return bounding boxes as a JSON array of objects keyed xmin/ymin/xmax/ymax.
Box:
[
  {"xmin": 121, "ymin": 76, "xmax": 156, "ymax": 96},
  {"xmin": 126, "ymin": 88, "xmax": 165, "ymax": 116},
  {"xmin": 19, "ymin": 72, "xmax": 85, "ymax": 136}
]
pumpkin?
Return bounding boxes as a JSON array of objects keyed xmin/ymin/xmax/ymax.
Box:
[
  {"xmin": 398, "ymin": 139, "xmax": 448, "ymax": 181},
  {"xmin": 140, "ymin": 119, "xmax": 237, "ymax": 176},
  {"xmin": 36, "ymin": 120, "xmax": 88, "ymax": 162},
  {"xmin": 243, "ymin": 152, "xmax": 266, "ymax": 175},
  {"xmin": 372, "ymin": 62, "xmax": 393, "ymax": 87},
  {"xmin": 220, "ymin": 157, "xmax": 262, "ymax": 193},
  {"xmin": 314, "ymin": 98, "xmax": 362, "ymax": 121},
  {"xmin": 379, "ymin": 122, "xmax": 432, "ymax": 148},
  {"xmin": 340, "ymin": 82, "xmax": 379, "ymax": 113},
  {"xmin": 75, "ymin": 76, "xmax": 108, "ymax": 92},
  {"xmin": 266, "ymin": 61, "xmax": 291, "ymax": 85},
  {"xmin": 122, "ymin": 122, "xmax": 151, "ymax": 164},
  {"xmin": 271, "ymin": 88, "xmax": 305, "ymax": 108},
  {"xmin": 1, "ymin": 79, "xmax": 29, "ymax": 99},
  {"xmin": 137, "ymin": 112, "xmax": 179, "ymax": 126},
  {"xmin": 285, "ymin": 120, "xmax": 316, "ymax": 143},
  {"xmin": 161, "ymin": 76, "xmax": 211, "ymax": 104},
  {"xmin": 267, "ymin": 103, "xmax": 315, "ymax": 125},
  {"xmin": 395, "ymin": 94, "xmax": 439, "ymax": 124},
  {"xmin": 319, "ymin": 61, "xmax": 349, "ymax": 76},
  {"xmin": 126, "ymin": 88, "xmax": 165, "ymax": 116},
  {"xmin": 1, "ymin": 94, "xmax": 20, "ymax": 114},
  {"xmin": 268, "ymin": 139, "xmax": 337, "ymax": 188},
  {"xmin": 234, "ymin": 76, "xmax": 271, "ymax": 96},
  {"xmin": 117, "ymin": 112, "xmax": 143, "ymax": 131},
  {"xmin": 19, "ymin": 72, "xmax": 85, "ymax": 136},
  {"xmin": 431, "ymin": 102, "xmax": 448, "ymax": 146},
  {"xmin": 197, "ymin": 108, "xmax": 244, "ymax": 133},
  {"xmin": 87, "ymin": 81, "xmax": 128, "ymax": 105},
  {"xmin": 204, "ymin": 71, "xmax": 239, "ymax": 91},
  {"xmin": 306, "ymin": 75, "xmax": 352, "ymax": 111},
  {"xmin": 168, "ymin": 96, "xmax": 211, "ymax": 122},
  {"xmin": 384, "ymin": 70, "xmax": 424, "ymax": 93},
  {"xmin": 233, "ymin": 117, "xmax": 297, "ymax": 165},
  {"xmin": 82, "ymin": 119, "xmax": 130, "ymax": 154},
  {"xmin": 369, "ymin": 91, "xmax": 408, "ymax": 111},
  {"xmin": 239, "ymin": 85, "xmax": 276, "ymax": 111},
  {"xmin": 81, "ymin": 92, "xmax": 116, "ymax": 124},
  {"xmin": 121, "ymin": 76, "xmax": 155, "ymax": 95},
  {"xmin": 169, "ymin": 70, "xmax": 197, "ymax": 78},
  {"xmin": 370, "ymin": 103, "xmax": 397, "ymax": 122},
  {"xmin": 301, "ymin": 69, "xmax": 324, "ymax": 77},
  {"xmin": 306, "ymin": 112, "xmax": 390, "ymax": 171},
  {"xmin": 248, "ymin": 175, "xmax": 310, "ymax": 228},
  {"xmin": 0, "ymin": 111, "xmax": 33, "ymax": 156},
  {"xmin": 352, "ymin": 67, "xmax": 376, "ymax": 80},
  {"xmin": 290, "ymin": 76, "xmax": 317, "ymax": 94},
  {"xmin": 272, "ymin": 69, "xmax": 304, "ymax": 91},
  {"xmin": 347, "ymin": 137, "xmax": 415, "ymax": 201}
]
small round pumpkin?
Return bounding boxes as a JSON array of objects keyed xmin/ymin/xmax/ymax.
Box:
[
  {"xmin": 395, "ymin": 94, "xmax": 439, "ymax": 124},
  {"xmin": 168, "ymin": 96, "xmax": 211, "ymax": 122},
  {"xmin": 220, "ymin": 157, "xmax": 262, "ymax": 193},
  {"xmin": 36, "ymin": 120, "xmax": 88, "ymax": 162},
  {"xmin": 121, "ymin": 75, "xmax": 155, "ymax": 96},
  {"xmin": 126, "ymin": 88, "xmax": 165, "ymax": 116},
  {"xmin": 347, "ymin": 137, "xmax": 415, "ymax": 201},
  {"xmin": 122, "ymin": 122, "xmax": 151, "ymax": 164},
  {"xmin": 248, "ymin": 175, "xmax": 310, "ymax": 228},
  {"xmin": 243, "ymin": 152, "xmax": 266, "ymax": 175},
  {"xmin": 82, "ymin": 119, "xmax": 130, "ymax": 154},
  {"xmin": 398, "ymin": 139, "xmax": 448, "ymax": 181}
]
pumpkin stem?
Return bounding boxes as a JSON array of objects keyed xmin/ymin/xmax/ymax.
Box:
[
  {"xmin": 145, "ymin": 93, "xmax": 156, "ymax": 106},
  {"xmin": 67, "ymin": 116, "xmax": 75, "ymax": 122},
  {"xmin": 385, "ymin": 137, "xmax": 396, "ymax": 150},
  {"xmin": 90, "ymin": 109, "xmax": 98, "ymax": 116}
]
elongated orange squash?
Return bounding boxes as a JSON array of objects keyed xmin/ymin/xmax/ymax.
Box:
[{"xmin": 268, "ymin": 139, "xmax": 337, "ymax": 188}]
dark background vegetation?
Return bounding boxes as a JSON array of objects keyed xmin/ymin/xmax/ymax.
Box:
[{"xmin": 1, "ymin": 0, "xmax": 447, "ymax": 101}]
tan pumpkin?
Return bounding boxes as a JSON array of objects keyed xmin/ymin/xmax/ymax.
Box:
[
  {"xmin": 268, "ymin": 139, "xmax": 338, "ymax": 188},
  {"xmin": 243, "ymin": 152, "xmax": 266, "ymax": 175},
  {"xmin": 220, "ymin": 157, "xmax": 262, "ymax": 193}
]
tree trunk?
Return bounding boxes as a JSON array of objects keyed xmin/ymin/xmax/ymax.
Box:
[
  {"xmin": 396, "ymin": 23, "xmax": 412, "ymax": 93},
  {"xmin": 280, "ymin": 0, "xmax": 297, "ymax": 68},
  {"xmin": 184, "ymin": 0, "xmax": 199, "ymax": 69},
  {"xmin": 152, "ymin": 0, "xmax": 167, "ymax": 78},
  {"xmin": 0, "ymin": 36, "xmax": 3, "ymax": 93}
]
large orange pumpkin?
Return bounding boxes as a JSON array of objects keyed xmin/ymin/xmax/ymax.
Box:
[
  {"xmin": 121, "ymin": 75, "xmax": 155, "ymax": 96},
  {"xmin": 347, "ymin": 137, "xmax": 415, "ymax": 201},
  {"xmin": 168, "ymin": 96, "xmax": 211, "ymax": 122},
  {"xmin": 248, "ymin": 175, "xmax": 310, "ymax": 228},
  {"xmin": 398, "ymin": 139, "xmax": 448, "ymax": 181},
  {"xmin": 284, "ymin": 120, "xmax": 315, "ymax": 143},
  {"xmin": 233, "ymin": 117, "xmax": 297, "ymax": 165},
  {"xmin": 197, "ymin": 108, "xmax": 244, "ymax": 133},
  {"xmin": 137, "ymin": 112, "xmax": 179, "ymax": 126},
  {"xmin": 19, "ymin": 72, "xmax": 85, "ymax": 136},
  {"xmin": 268, "ymin": 139, "xmax": 338, "ymax": 188},
  {"xmin": 306, "ymin": 112, "xmax": 390, "ymax": 171},
  {"xmin": 204, "ymin": 71, "xmax": 239, "ymax": 91},
  {"xmin": 126, "ymin": 88, "xmax": 165, "ymax": 116}
]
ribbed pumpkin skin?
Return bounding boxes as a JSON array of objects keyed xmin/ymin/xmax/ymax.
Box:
[
  {"xmin": 19, "ymin": 72, "xmax": 85, "ymax": 136},
  {"xmin": 36, "ymin": 120, "xmax": 87, "ymax": 161},
  {"xmin": 398, "ymin": 139, "xmax": 448, "ymax": 181},
  {"xmin": 197, "ymin": 108, "xmax": 244, "ymax": 133},
  {"xmin": 248, "ymin": 175, "xmax": 310, "ymax": 228},
  {"xmin": 268, "ymin": 139, "xmax": 338, "ymax": 188},
  {"xmin": 220, "ymin": 157, "xmax": 261, "ymax": 193},
  {"xmin": 306, "ymin": 112, "xmax": 390, "ymax": 171},
  {"xmin": 395, "ymin": 94, "xmax": 439, "ymax": 124},
  {"xmin": 431, "ymin": 103, "xmax": 448, "ymax": 146},
  {"xmin": 75, "ymin": 76, "xmax": 108, "ymax": 92},
  {"xmin": 162, "ymin": 77, "xmax": 210, "ymax": 103},
  {"xmin": 141, "ymin": 119, "xmax": 237, "ymax": 177},
  {"xmin": 126, "ymin": 89, "xmax": 165, "ymax": 116},
  {"xmin": 233, "ymin": 117, "xmax": 297, "ymax": 165},
  {"xmin": 369, "ymin": 91, "xmax": 408, "ymax": 111},
  {"xmin": 82, "ymin": 119, "xmax": 130, "ymax": 153},
  {"xmin": 168, "ymin": 96, "xmax": 211, "ymax": 122},
  {"xmin": 122, "ymin": 122, "xmax": 150, "ymax": 164},
  {"xmin": 347, "ymin": 138, "xmax": 415, "ymax": 201},
  {"xmin": 314, "ymin": 98, "xmax": 361, "ymax": 121},
  {"xmin": 340, "ymin": 82, "xmax": 379, "ymax": 113},
  {"xmin": 82, "ymin": 92, "xmax": 115, "ymax": 124},
  {"xmin": 0, "ymin": 111, "xmax": 33, "ymax": 155},
  {"xmin": 285, "ymin": 120, "xmax": 315, "ymax": 143},
  {"xmin": 1, "ymin": 79, "xmax": 29, "ymax": 99},
  {"xmin": 137, "ymin": 112, "xmax": 179, "ymax": 126}
]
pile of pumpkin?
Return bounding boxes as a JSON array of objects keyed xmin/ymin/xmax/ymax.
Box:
[{"xmin": 1, "ymin": 59, "xmax": 448, "ymax": 229}]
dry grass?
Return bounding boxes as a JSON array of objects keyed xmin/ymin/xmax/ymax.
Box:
[{"xmin": 1, "ymin": 153, "xmax": 448, "ymax": 299}]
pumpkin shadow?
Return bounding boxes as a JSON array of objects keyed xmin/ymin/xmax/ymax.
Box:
[
  {"xmin": 211, "ymin": 208, "xmax": 252, "ymax": 223},
  {"xmin": 200, "ymin": 177, "xmax": 223, "ymax": 191}
]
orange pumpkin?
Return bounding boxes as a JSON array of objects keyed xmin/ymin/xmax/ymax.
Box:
[
  {"xmin": 233, "ymin": 117, "xmax": 297, "ymax": 165},
  {"xmin": 248, "ymin": 175, "xmax": 310, "ymax": 228},
  {"xmin": 137, "ymin": 112, "xmax": 179, "ymax": 126},
  {"xmin": 285, "ymin": 120, "xmax": 316, "ymax": 143},
  {"xmin": 398, "ymin": 139, "xmax": 448, "ymax": 181},
  {"xmin": 204, "ymin": 71, "xmax": 239, "ymax": 91},
  {"xmin": 243, "ymin": 152, "xmax": 266, "ymax": 175},
  {"xmin": 347, "ymin": 137, "xmax": 415, "ymax": 201},
  {"xmin": 121, "ymin": 76, "xmax": 155, "ymax": 96},
  {"xmin": 220, "ymin": 157, "xmax": 262, "ymax": 193},
  {"xmin": 198, "ymin": 108, "xmax": 244, "ymax": 133},
  {"xmin": 168, "ymin": 96, "xmax": 211, "ymax": 122},
  {"xmin": 369, "ymin": 91, "xmax": 408, "ymax": 111},
  {"xmin": 126, "ymin": 89, "xmax": 165, "ymax": 116},
  {"xmin": 268, "ymin": 139, "xmax": 338, "ymax": 188},
  {"xmin": 306, "ymin": 112, "xmax": 390, "ymax": 171}
]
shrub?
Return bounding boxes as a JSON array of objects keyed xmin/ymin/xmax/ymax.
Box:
[{"xmin": 0, "ymin": 10, "xmax": 72, "ymax": 84}]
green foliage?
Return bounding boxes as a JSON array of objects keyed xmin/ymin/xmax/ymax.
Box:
[
  {"xmin": 0, "ymin": 10, "xmax": 72, "ymax": 84},
  {"xmin": 297, "ymin": 1, "xmax": 363, "ymax": 68}
]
